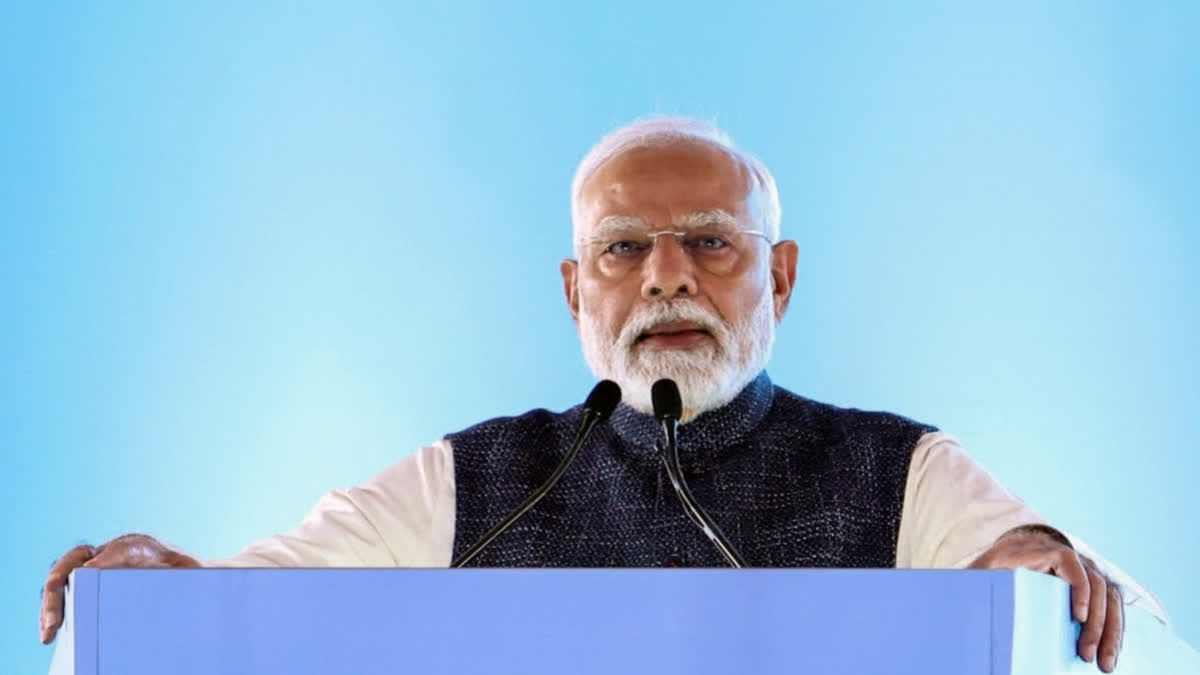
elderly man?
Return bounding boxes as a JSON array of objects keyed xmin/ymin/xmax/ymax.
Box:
[{"xmin": 41, "ymin": 117, "xmax": 1164, "ymax": 673}]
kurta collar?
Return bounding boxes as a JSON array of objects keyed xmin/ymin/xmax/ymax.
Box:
[{"xmin": 607, "ymin": 371, "xmax": 775, "ymax": 459}]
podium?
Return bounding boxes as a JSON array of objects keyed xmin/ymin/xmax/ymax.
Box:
[{"xmin": 49, "ymin": 568, "xmax": 1198, "ymax": 674}]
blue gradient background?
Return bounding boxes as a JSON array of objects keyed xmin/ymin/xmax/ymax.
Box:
[{"xmin": 3, "ymin": 2, "xmax": 1197, "ymax": 672}]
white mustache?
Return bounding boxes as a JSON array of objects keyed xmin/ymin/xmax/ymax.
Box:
[{"xmin": 618, "ymin": 301, "xmax": 725, "ymax": 350}]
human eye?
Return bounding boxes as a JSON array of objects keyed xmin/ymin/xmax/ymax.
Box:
[
  {"xmin": 686, "ymin": 233, "xmax": 731, "ymax": 251},
  {"xmin": 603, "ymin": 239, "xmax": 647, "ymax": 257}
]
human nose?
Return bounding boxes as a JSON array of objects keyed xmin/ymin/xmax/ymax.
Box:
[{"xmin": 640, "ymin": 233, "xmax": 698, "ymax": 299}]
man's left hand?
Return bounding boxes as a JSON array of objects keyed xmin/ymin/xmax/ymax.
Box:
[{"xmin": 969, "ymin": 525, "xmax": 1123, "ymax": 673}]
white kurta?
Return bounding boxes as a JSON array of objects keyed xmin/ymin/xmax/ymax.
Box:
[{"xmin": 205, "ymin": 430, "xmax": 1168, "ymax": 623}]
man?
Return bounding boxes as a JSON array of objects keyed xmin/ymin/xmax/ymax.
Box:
[{"xmin": 40, "ymin": 116, "xmax": 1165, "ymax": 673}]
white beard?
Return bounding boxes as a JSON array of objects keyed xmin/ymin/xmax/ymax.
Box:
[{"xmin": 578, "ymin": 285, "xmax": 776, "ymax": 422}]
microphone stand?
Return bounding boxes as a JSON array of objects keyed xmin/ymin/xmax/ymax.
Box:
[
  {"xmin": 657, "ymin": 415, "xmax": 748, "ymax": 568},
  {"xmin": 452, "ymin": 380, "xmax": 620, "ymax": 567}
]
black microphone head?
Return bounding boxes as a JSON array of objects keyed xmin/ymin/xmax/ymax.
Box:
[
  {"xmin": 583, "ymin": 379, "xmax": 622, "ymax": 423},
  {"xmin": 651, "ymin": 379, "xmax": 682, "ymax": 421}
]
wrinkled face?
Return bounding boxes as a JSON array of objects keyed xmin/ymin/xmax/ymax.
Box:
[{"xmin": 561, "ymin": 140, "xmax": 798, "ymax": 420}]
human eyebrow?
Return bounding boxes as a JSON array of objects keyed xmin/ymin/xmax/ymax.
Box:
[
  {"xmin": 676, "ymin": 209, "xmax": 739, "ymax": 231},
  {"xmin": 587, "ymin": 215, "xmax": 650, "ymax": 240}
]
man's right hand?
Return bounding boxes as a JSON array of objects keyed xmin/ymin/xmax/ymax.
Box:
[{"xmin": 39, "ymin": 533, "xmax": 200, "ymax": 644}]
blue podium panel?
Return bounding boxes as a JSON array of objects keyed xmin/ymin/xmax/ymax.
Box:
[{"xmin": 49, "ymin": 568, "xmax": 1198, "ymax": 675}]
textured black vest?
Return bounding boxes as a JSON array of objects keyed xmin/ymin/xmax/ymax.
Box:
[{"xmin": 449, "ymin": 372, "xmax": 936, "ymax": 567}]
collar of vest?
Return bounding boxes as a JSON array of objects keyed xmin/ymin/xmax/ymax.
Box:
[{"xmin": 606, "ymin": 371, "xmax": 775, "ymax": 456}]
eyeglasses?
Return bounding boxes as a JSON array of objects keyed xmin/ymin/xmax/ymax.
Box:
[{"xmin": 579, "ymin": 227, "xmax": 772, "ymax": 265}]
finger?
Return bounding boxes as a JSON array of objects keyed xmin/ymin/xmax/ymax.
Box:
[
  {"xmin": 1118, "ymin": 587, "xmax": 1125, "ymax": 653},
  {"xmin": 1078, "ymin": 566, "xmax": 1107, "ymax": 663},
  {"xmin": 1098, "ymin": 583, "xmax": 1124, "ymax": 673},
  {"xmin": 40, "ymin": 545, "xmax": 96, "ymax": 644},
  {"xmin": 1052, "ymin": 549, "xmax": 1091, "ymax": 624}
]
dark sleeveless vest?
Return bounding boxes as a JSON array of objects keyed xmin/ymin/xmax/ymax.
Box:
[{"xmin": 448, "ymin": 372, "xmax": 936, "ymax": 567}]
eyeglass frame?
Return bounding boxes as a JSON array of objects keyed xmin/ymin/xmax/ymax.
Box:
[{"xmin": 576, "ymin": 227, "xmax": 773, "ymax": 259}]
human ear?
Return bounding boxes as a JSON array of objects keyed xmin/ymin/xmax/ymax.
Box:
[
  {"xmin": 560, "ymin": 259, "xmax": 580, "ymax": 323},
  {"xmin": 769, "ymin": 240, "xmax": 799, "ymax": 321}
]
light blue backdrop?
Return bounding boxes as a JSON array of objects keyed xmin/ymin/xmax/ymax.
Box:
[{"xmin": 2, "ymin": 2, "xmax": 1196, "ymax": 672}]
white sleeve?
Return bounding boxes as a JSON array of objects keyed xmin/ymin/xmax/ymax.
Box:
[
  {"xmin": 896, "ymin": 431, "xmax": 1169, "ymax": 624},
  {"xmin": 204, "ymin": 440, "xmax": 457, "ymax": 568}
]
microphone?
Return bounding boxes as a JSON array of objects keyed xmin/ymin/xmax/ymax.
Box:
[
  {"xmin": 452, "ymin": 380, "xmax": 622, "ymax": 567},
  {"xmin": 651, "ymin": 378, "xmax": 748, "ymax": 568}
]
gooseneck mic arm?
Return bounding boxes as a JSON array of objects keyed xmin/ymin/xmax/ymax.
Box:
[
  {"xmin": 452, "ymin": 380, "xmax": 622, "ymax": 568},
  {"xmin": 651, "ymin": 378, "xmax": 748, "ymax": 568}
]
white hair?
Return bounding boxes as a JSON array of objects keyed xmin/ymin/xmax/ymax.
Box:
[
  {"xmin": 578, "ymin": 286, "xmax": 776, "ymax": 422},
  {"xmin": 570, "ymin": 116, "xmax": 782, "ymax": 254}
]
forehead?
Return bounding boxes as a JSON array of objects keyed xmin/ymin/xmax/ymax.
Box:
[{"xmin": 577, "ymin": 140, "xmax": 756, "ymax": 230}]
